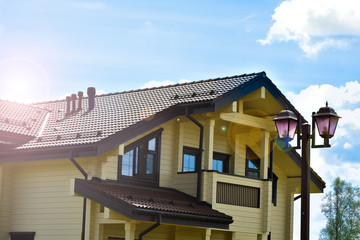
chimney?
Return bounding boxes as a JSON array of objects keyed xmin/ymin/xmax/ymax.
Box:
[
  {"xmin": 71, "ymin": 94, "xmax": 77, "ymax": 113},
  {"xmin": 66, "ymin": 96, "xmax": 71, "ymax": 115},
  {"xmin": 77, "ymin": 91, "xmax": 83, "ymax": 111},
  {"xmin": 87, "ymin": 87, "xmax": 96, "ymax": 110}
]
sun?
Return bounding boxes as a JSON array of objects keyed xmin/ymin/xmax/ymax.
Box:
[{"xmin": 0, "ymin": 57, "xmax": 50, "ymax": 103}]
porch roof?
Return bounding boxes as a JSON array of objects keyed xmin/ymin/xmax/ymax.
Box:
[{"xmin": 74, "ymin": 178, "xmax": 233, "ymax": 229}]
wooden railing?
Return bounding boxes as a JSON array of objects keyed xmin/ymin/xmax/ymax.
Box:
[{"xmin": 216, "ymin": 182, "xmax": 260, "ymax": 208}]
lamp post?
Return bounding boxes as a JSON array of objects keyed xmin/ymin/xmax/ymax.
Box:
[{"xmin": 273, "ymin": 102, "xmax": 340, "ymax": 240}]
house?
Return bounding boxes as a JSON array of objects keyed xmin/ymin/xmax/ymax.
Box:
[{"xmin": 0, "ymin": 72, "xmax": 325, "ymax": 240}]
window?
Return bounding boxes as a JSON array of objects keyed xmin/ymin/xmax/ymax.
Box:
[
  {"xmin": 212, "ymin": 152, "xmax": 229, "ymax": 173},
  {"xmin": 246, "ymin": 147, "xmax": 260, "ymax": 179},
  {"xmin": 182, "ymin": 147, "xmax": 230, "ymax": 173},
  {"xmin": 183, "ymin": 147, "xmax": 198, "ymax": 172},
  {"xmin": 9, "ymin": 232, "xmax": 35, "ymax": 240},
  {"xmin": 119, "ymin": 129, "xmax": 162, "ymax": 183}
]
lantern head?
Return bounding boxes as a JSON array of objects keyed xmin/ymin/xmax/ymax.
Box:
[
  {"xmin": 273, "ymin": 109, "xmax": 298, "ymax": 143},
  {"xmin": 313, "ymin": 102, "xmax": 340, "ymax": 139}
]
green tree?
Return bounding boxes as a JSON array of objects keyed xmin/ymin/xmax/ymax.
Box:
[{"xmin": 320, "ymin": 177, "xmax": 360, "ymax": 240}]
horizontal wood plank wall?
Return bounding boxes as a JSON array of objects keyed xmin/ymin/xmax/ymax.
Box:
[
  {"xmin": 8, "ymin": 159, "xmax": 85, "ymax": 240},
  {"xmin": 0, "ymin": 164, "xmax": 12, "ymax": 240},
  {"xmin": 211, "ymin": 172, "xmax": 264, "ymax": 234},
  {"xmin": 271, "ymin": 164, "xmax": 289, "ymax": 240},
  {"xmin": 211, "ymin": 229, "xmax": 232, "ymax": 240},
  {"xmin": 104, "ymin": 223, "xmax": 176, "ymax": 240}
]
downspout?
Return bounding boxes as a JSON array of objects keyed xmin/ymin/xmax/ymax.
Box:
[
  {"xmin": 185, "ymin": 109, "xmax": 204, "ymax": 203},
  {"xmin": 69, "ymin": 152, "xmax": 88, "ymax": 240},
  {"xmin": 139, "ymin": 215, "xmax": 161, "ymax": 240},
  {"xmin": 269, "ymin": 140, "xmax": 274, "ymax": 180}
]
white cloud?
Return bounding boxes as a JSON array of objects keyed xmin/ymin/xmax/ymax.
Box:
[
  {"xmin": 258, "ymin": 0, "xmax": 360, "ymax": 57},
  {"xmin": 344, "ymin": 142, "xmax": 352, "ymax": 149},
  {"xmin": 140, "ymin": 79, "xmax": 192, "ymax": 89}
]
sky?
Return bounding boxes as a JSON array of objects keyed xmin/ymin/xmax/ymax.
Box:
[{"xmin": 1, "ymin": 0, "xmax": 360, "ymax": 239}]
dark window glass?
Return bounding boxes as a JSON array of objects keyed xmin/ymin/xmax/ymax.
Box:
[
  {"xmin": 146, "ymin": 154, "xmax": 154, "ymax": 174},
  {"xmin": 246, "ymin": 147, "xmax": 261, "ymax": 179},
  {"xmin": 148, "ymin": 138, "xmax": 156, "ymax": 151},
  {"xmin": 212, "ymin": 152, "xmax": 229, "ymax": 173},
  {"xmin": 213, "ymin": 159, "xmax": 223, "ymax": 172},
  {"xmin": 183, "ymin": 154, "xmax": 196, "ymax": 172},
  {"xmin": 183, "ymin": 147, "xmax": 198, "ymax": 172},
  {"xmin": 182, "ymin": 148, "xmax": 230, "ymax": 173},
  {"xmin": 122, "ymin": 149, "xmax": 134, "ymax": 176}
]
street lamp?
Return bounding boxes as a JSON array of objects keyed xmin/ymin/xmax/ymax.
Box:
[{"xmin": 273, "ymin": 102, "xmax": 340, "ymax": 240}]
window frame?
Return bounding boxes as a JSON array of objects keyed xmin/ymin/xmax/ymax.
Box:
[
  {"xmin": 212, "ymin": 152, "xmax": 230, "ymax": 173},
  {"xmin": 118, "ymin": 128, "xmax": 163, "ymax": 184},
  {"xmin": 181, "ymin": 147, "xmax": 230, "ymax": 173},
  {"xmin": 182, "ymin": 146, "xmax": 199, "ymax": 172},
  {"xmin": 245, "ymin": 147, "xmax": 261, "ymax": 179}
]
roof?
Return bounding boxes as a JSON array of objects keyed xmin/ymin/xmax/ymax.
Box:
[
  {"xmin": 0, "ymin": 71, "xmax": 302, "ymax": 160},
  {"xmin": 0, "ymin": 100, "xmax": 49, "ymax": 145},
  {"xmin": 74, "ymin": 178, "xmax": 233, "ymax": 229}
]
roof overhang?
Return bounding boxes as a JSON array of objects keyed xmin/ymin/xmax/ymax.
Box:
[{"xmin": 73, "ymin": 178, "xmax": 233, "ymax": 229}]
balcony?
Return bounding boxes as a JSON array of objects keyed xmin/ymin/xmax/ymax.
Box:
[{"xmin": 175, "ymin": 170, "xmax": 272, "ymax": 233}]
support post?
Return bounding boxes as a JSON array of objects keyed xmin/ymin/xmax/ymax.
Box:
[
  {"xmin": 204, "ymin": 119, "xmax": 215, "ymax": 170},
  {"xmin": 301, "ymin": 123, "xmax": 311, "ymax": 240},
  {"xmin": 260, "ymin": 131, "xmax": 270, "ymax": 179},
  {"xmin": 125, "ymin": 223, "xmax": 136, "ymax": 240}
]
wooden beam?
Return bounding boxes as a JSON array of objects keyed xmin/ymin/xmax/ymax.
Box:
[
  {"xmin": 220, "ymin": 112, "xmax": 275, "ymax": 132},
  {"xmin": 241, "ymin": 86, "xmax": 266, "ymax": 101}
]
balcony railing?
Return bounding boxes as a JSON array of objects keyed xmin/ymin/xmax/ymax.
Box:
[{"xmin": 216, "ymin": 182, "xmax": 260, "ymax": 208}]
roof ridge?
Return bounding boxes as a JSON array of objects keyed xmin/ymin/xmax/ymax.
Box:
[
  {"xmin": 31, "ymin": 71, "xmax": 265, "ymax": 105},
  {"xmin": 0, "ymin": 99, "xmax": 50, "ymax": 112}
]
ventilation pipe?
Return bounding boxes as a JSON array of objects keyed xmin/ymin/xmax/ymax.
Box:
[
  {"xmin": 71, "ymin": 94, "xmax": 77, "ymax": 113},
  {"xmin": 66, "ymin": 96, "xmax": 71, "ymax": 115},
  {"xmin": 87, "ymin": 87, "xmax": 96, "ymax": 110},
  {"xmin": 78, "ymin": 91, "xmax": 83, "ymax": 111}
]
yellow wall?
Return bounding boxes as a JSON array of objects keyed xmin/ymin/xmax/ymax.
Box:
[{"xmin": 0, "ymin": 159, "xmax": 86, "ymax": 240}]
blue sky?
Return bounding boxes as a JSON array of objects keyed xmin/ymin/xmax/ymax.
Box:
[{"xmin": 1, "ymin": 0, "xmax": 360, "ymax": 239}]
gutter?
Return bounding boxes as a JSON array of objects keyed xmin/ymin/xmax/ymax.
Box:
[
  {"xmin": 185, "ymin": 110, "xmax": 204, "ymax": 203},
  {"xmin": 69, "ymin": 152, "xmax": 88, "ymax": 240}
]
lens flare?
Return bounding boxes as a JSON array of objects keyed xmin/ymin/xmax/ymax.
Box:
[{"xmin": 0, "ymin": 57, "xmax": 50, "ymax": 103}]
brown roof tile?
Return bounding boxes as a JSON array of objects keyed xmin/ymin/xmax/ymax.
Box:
[
  {"xmin": 2, "ymin": 72, "xmax": 263, "ymax": 150},
  {"xmin": 75, "ymin": 178, "xmax": 232, "ymax": 221}
]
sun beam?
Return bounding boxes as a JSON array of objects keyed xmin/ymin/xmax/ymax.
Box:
[{"xmin": 0, "ymin": 57, "xmax": 50, "ymax": 104}]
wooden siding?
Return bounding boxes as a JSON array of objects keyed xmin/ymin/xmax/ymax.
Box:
[
  {"xmin": 3, "ymin": 159, "xmax": 86, "ymax": 240},
  {"xmin": 0, "ymin": 164, "xmax": 12, "ymax": 240}
]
